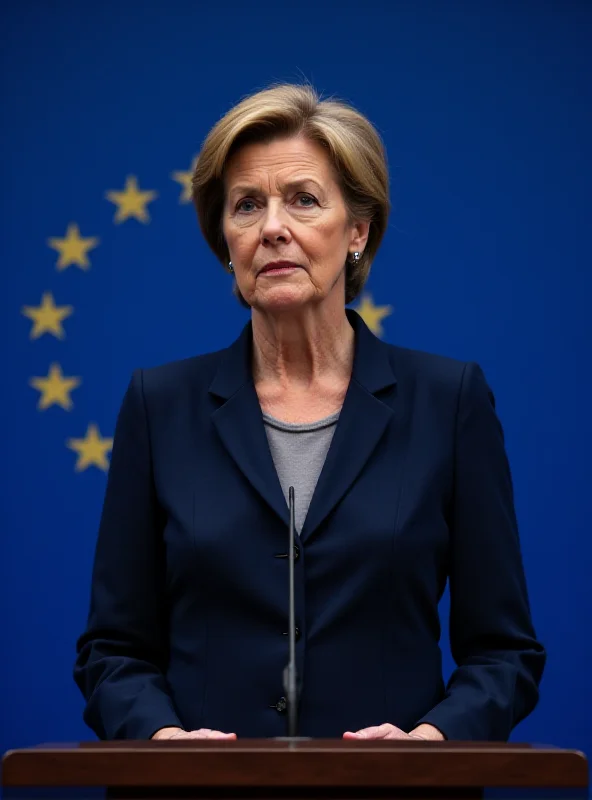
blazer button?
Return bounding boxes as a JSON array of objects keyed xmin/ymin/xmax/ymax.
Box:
[
  {"xmin": 283, "ymin": 626, "xmax": 301, "ymax": 641},
  {"xmin": 274, "ymin": 546, "xmax": 300, "ymax": 561},
  {"xmin": 269, "ymin": 696, "xmax": 287, "ymax": 714}
]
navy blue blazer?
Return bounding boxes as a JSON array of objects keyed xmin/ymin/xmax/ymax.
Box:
[{"xmin": 74, "ymin": 310, "xmax": 545, "ymax": 741}]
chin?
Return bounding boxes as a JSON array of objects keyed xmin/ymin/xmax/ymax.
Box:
[{"xmin": 253, "ymin": 286, "xmax": 314, "ymax": 312}]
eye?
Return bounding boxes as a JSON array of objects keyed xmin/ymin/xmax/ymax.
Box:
[
  {"xmin": 296, "ymin": 193, "xmax": 317, "ymax": 207},
  {"xmin": 234, "ymin": 193, "xmax": 317, "ymax": 213},
  {"xmin": 236, "ymin": 198, "xmax": 257, "ymax": 213}
]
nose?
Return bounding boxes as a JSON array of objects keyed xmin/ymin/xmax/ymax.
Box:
[{"xmin": 259, "ymin": 202, "xmax": 292, "ymax": 246}]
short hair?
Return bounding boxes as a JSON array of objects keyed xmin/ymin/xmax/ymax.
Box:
[{"xmin": 191, "ymin": 82, "xmax": 390, "ymax": 305}]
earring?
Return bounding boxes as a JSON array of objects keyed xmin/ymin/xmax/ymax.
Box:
[
  {"xmin": 228, "ymin": 261, "xmax": 234, "ymax": 273},
  {"xmin": 352, "ymin": 251, "xmax": 361, "ymax": 263}
]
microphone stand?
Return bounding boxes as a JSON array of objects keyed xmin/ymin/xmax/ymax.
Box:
[
  {"xmin": 285, "ymin": 485, "xmax": 298, "ymax": 738},
  {"xmin": 275, "ymin": 486, "xmax": 311, "ymax": 740}
]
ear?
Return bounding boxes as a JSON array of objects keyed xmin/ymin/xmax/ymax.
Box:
[{"xmin": 349, "ymin": 219, "xmax": 371, "ymax": 253}]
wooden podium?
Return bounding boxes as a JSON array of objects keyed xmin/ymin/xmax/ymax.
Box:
[{"xmin": 2, "ymin": 740, "xmax": 588, "ymax": 800}]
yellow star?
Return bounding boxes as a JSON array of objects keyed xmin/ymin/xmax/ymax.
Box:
[
  {"xmin": 171, "ymin": 156, "xmax": 197, "ymax": 204},
  {"xmin": 29, "ymin": 363, "xmax": 81, "ymax": 411},
  {"xmin": 21, "ymin": 292, "xmax": 73, "ymax": 340},
  {"xmin": 47, "ymin": 223, "xmax": 99, "ymax": 271},
  {"xmin": 353, "ymin": 293, "xmax": 393, "ymax": 338},
  {"xmin": 106, "ymin": 175, "xmax": 158, "ymax": 223},
  {"xmin": 67, "ymin": 423, "xmax": 113, "ymax": 472}
]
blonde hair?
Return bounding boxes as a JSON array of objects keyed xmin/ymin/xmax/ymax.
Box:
[{"xmin": 191, "ymin": 82, "xmax": 390, "ymax": 305}]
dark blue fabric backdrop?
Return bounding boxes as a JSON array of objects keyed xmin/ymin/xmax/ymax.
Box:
[{"xmin": 1, "ymin": 0, "xmax": 590, "ymax": 765}]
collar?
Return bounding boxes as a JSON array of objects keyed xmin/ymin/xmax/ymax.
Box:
[{"xmin": 209, "ymin": 308, "xmax": 396, "ymax": 400}]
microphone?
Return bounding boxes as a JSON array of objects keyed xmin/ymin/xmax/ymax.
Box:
[
  {"xmin": 284, "ymin": 485, "xmax": 298, "ymax": 738},
  {"xmin": 275, "ymin": 486, "xmax": 311, "ymax": 740}
]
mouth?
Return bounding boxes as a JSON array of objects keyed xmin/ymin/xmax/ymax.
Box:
[{"xmin": 258, "ymin": 261, "xmax": 303, "ymax": 276}]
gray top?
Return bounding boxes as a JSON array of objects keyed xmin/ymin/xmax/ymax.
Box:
[{"xmin": 262, "ymin": 410, "xmax": 340, "ymax": 533}]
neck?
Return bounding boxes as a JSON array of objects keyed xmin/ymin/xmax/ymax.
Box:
[{"xmin": 251, "ymin": 304, "xmax": 354, "ymax": 388}]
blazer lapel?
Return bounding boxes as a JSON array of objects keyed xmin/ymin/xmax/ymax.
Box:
[
  {"xmin": 208, "ymin": 310, "xmax": 396, "ymax": 537},
  {"xmin": 299, "ymin": 310, "xmax": 397, "ymax": 543},
  {"xmin": 209, "ymin": 321, "xmax": 289, "ymax": 527}
]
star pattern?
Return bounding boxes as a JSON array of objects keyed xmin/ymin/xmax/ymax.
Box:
[
  {"xmin": 26, "ymin": 166, "xmax": 395, "ymax": 477},
  {"xmin": 30, "ymin": 363, "xmax": 81, "ymax": 411},
  {"xmin": 353, "ymin": 293, "xmax": 393, "ymax": 338},
  {"xmin": 67, "ymin": 423, "xmax": 113, "ymax": 472},
  {"xmin": 47, "ymin": 223, "xmax": 99, "ymax": 271},
  {"xmin": 21, "ymin": 292, "xmax": 73, "ymax": 340},
  {"xmin": 171, "ymin": 156, "xmax": 197, "ymax": 204},
  {"xmin": 106, "ymin": 175, "xmax": 158, "ymax": 223}
]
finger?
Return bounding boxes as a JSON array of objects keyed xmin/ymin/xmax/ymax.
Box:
[
  {"xmin": 374, "ymin": 724, "xmax": 399, "ymax": 737},
  {"xmin": 367, "ymin": 723, "xmax": 409, "ymax": 740},
  {"xmin": 366, "ymin": 724, "xmax": 395, "ymax": 739},
  {"xmin": 383, "ymin": 726, "xmax": 411, "ymax": 740},
  {"xmin": 347, "ymin": 724, "xmax": 400, "ymax": 740},
  {"xmin": 169, "ymin": 729, "xmax": 237, "ymax": 740},
  {"xmin": 349, "ymin": 726, "xmax": 383, "ymax": 739}
]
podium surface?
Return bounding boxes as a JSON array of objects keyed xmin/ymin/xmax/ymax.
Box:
[{"xmin": 2, "ymin": 740, "xmax": 588, "ymax": 799}]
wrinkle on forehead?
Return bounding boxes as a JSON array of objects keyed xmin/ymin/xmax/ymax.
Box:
[{"xmin": 224, "ymin": 137, "xmax": 338, "ymax": 197}]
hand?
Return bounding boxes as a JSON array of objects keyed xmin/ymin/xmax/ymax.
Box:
[
  {"xmin": 152, "ymin": 726, "xmax": 237, "ymax": 740},
  {"xmin": 343, "ymin": 722, "xmax": 444, "ymax": 740}
]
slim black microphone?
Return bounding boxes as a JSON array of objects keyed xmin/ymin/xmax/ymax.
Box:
[
  {"xmin": 284, "ymin": 485, "xmax": 298, "ymax": 738},
  {"xmin": 274, "ymin": 486, "xmax": 311, "ymax": 740}
]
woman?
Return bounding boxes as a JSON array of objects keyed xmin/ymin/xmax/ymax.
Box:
[{"xmin": 74, "ymin": 83, "xmax": 545, "ymax": 742}]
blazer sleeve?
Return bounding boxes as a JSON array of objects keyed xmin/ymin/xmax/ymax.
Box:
[
  {"xmin": 416, "ymin": 362, "xmax": 546, "ymax": 741},
  {"xmin": 73, "ymin": 370, "xmax": 183, "ymax": 739}
]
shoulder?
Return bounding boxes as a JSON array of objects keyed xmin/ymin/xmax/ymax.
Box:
[
  {"xmin": 141, "ymin": 348, "xmax": 227, "ymax": 391},
  {"xmin": 388, "ymin": 342, "xmax": 468, "ymax": 387},
  {"xmin": 384, "ymin": 342, "xmax": 493, "ymax": 409},
  {"xmin": 126, "ymin": 346, "xmax": 230, "ymax": 412}
]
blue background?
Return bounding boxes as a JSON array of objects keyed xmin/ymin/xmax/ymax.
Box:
[{"xmin": 1, "ymin": 0, "xmax": 590, "ymax": 770}]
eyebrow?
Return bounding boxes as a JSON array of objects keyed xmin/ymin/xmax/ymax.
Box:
[{"xmin": 227, "ymin": 178, "xmax": 324, "ymax": 199}]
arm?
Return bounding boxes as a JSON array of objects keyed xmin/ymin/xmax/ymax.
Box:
[
  {"xmin": 416, "ymin": 362, "xmax": 546, "ymax": 741},
  {"xmin": 73, "ymin": 370, "xmax": 183, "ymax": 740}
]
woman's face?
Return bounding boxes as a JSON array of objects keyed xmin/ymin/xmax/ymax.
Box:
[{"xmin": 222, "ymin": 134, "xmax": 369, "ymax": 312}]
